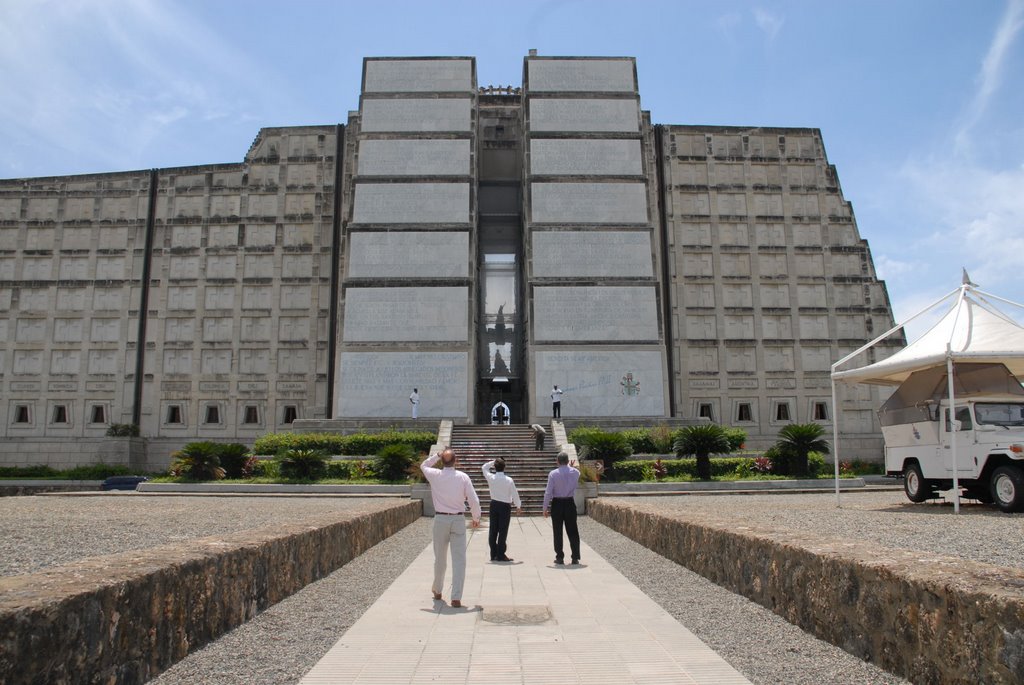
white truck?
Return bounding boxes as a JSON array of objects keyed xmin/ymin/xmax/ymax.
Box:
[{"xmin": 880, "ymin": 363, "xmax": 1024, "ymax": 512}]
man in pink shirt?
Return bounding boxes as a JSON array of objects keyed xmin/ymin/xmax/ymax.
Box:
[{"xmin": 420, "ymin": 448, "xmax": 481, "ymax": 608}]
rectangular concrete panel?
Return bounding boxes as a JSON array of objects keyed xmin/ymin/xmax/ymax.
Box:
[
  {"xmin": 337, "ymin": 351, "xmax": 468, "ymax": 417},
  {"xmin": 530, "ymin": 182, "xmax": 648, "ymax": 224},
  {"xmin": 530, "ymin": 139, "xmax": 643, "ymax": 176},
  {"xmin": 532, "ymin": 231, "xmax": 654, "ymax": 278},
  {"xmin": 528, "ymin": 59, "xmax": 635, "ymax": 92},
  {"xmin": 342, "ymin": 286, "xmax": 468, "ymax": 342},
  {"xmin": 360, "ymin": 99, "xmax": 472, "ymax": 133},
  {"xmin": 348, "ymin": 232, "xmax": 469, "ymax": 278},
  {"xmin": 352, "ymin": 183, "xmax": 470, "ymax": 224},
  {"xmin": 533, "ymin": 350, "xmax": 665, "ymax": 416},
  {"xmin": 529, "ymin": 99, "xmax": 640, "ymax": 132},
  {"xmin": 357, "ymin": 139, "xmax": 471, "ymax": 176},
  {"xmin": 364, "ymin": 59, "xmax": 473, "ymax": 93},
  {"xmin": 533, "ymin": 286, "xmax": 659, "ymax": 342}
]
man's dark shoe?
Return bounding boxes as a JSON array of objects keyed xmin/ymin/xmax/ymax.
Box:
[
  {"xmin": 554, "ymin": 559, "xmax": 564, "ymax": 565},
  {"xmin": 571, "ymin": 559, "xmax": 580, "ymax": 565},
  {"xmin": 498, "ymin": 556, "xmax": 513, "ymax": 562}
]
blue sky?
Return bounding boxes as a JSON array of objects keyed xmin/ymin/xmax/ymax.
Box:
[{"xmin": 2, "ymin": 0, "xmax": 1023, "ymax": 339}]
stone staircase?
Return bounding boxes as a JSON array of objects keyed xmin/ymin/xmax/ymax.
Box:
[{"xmin": 450, "ymin": 424, "xmax": 558, "ymax": 516}]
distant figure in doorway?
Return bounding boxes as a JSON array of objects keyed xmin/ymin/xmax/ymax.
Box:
[
  {"xmin": 482, "ymin": 458, "xmax": 522, "ymax": 562},
  {"xmin": 551, "ymin": 385, "xmax": 563, "ymax": 418},
  {"xmin": 543, "ymin": 451, "xmax": 581, "ymax": 565},
  {"xmin": 410, "ymin": 388, "xmax": 419, "ymax": 419},
  {"xmin": 531, "ymin": 423, "xmax": 547, "ymax": 450},
  {"xmin": 420, "ymin": 448, "xmax": 481, "ymax": 608}
]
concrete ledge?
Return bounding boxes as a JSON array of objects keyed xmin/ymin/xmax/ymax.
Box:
[
  {"xmin": 589, "ymin": 499, "xmax": 1024, "ymax": 684},
  {"xmin": 599, "ymin": 478, "xmax": 866, "ymax": 494},
  {"xmin": 0, "ymin": 499, "xmax": 421, "ymax": 685},
  {"xmin": 137, "ymin": 482, "xmax": 411, "ymax": 495}
]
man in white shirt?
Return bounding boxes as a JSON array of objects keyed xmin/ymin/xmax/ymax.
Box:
[
  {"xmin": 481, "ymin": 458, "xmax": 522, "ymax": 562},
  {"xmin": 409, "ymin": 388, "xmax": 419, "ymax": 419},
  {"xmin": 551, "ymin": 385, "xmax": 563, "ymax": 418},
  {"xmin": 420, "ymin": 448, "xmax": 481, "ymax": 608}
]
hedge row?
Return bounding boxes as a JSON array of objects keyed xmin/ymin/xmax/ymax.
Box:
[
  {"xmin": 252, "ymin": 430, "xmax": 436, "ymax": 456},
  {"xmin": 610, "ymin": 452, "xmax": 828, "ymax": 482}
]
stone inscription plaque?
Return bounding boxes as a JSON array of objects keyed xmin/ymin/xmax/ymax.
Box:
[
  {"xmin": 533, "ymin": 286, "xmax": 659, "ymax": 342},
  {"xmin": 533, "ymin": 350, "xmax": 665, "ymax": 417},
  {"xmin": 530, "ymin": 99, "xmax": 640, "ymax": 132},
  {"xmin": 361, "ymin": 99, "xmax": 472, "ymax": 133},
  {"xmin": 357, "ymin": 139, "xmax": 470, "ymax": 177},
  {"xmin": 348, "ymin": 232, "xmax": 469, "ymax": 278},
  {"xmin": 364, "ymin": 59, "xmax": 473, "ymax": 93},
  {"xmin": 531, "ymin": 183, "xmax": 648, "ymax": 224},
  {"xmin": 530, "ymin": 139, "xmax": 642, "ymax": 176},
  {"xmin": 528, "ymin": 59, "xmax": 635, "ymax": 92},
  {"xmin": 532, "ymin": 232, "xmax": 653, "ymax": 278},
  {"xmin": 337, "ymin": 351, "xmax": 468, "ymax": 418},
  {"xmin": 353, "ymin": 183, "xmax": 470, "ymax": 224},
  {"xmin": 343, "ymin": 287, "xmax": 468, "ymax": 342}
]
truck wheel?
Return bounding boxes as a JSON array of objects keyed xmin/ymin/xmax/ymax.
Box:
[
  {"xmin": 903, "ymin": 462, "xmax": 932, "ymax": 503},
  {"xmin": 990, "ymin": 466, "xmax": 1024, "ymax": 513}
]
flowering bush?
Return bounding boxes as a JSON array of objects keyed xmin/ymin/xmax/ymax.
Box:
[{"xmin": 751, "ymin": 456, "xmax": 773, "ymax": 474}]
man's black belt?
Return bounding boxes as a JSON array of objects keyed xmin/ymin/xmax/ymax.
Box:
[
  {"xmin": 436, "ymin": 511, "xmax": 463, "ymax": 515},
  {"xmin": 552, "ymin": 497, "xmax": 574, "ymax": 501}
]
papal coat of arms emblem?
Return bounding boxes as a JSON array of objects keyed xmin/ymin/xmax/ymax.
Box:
[{"xmin": 621, "ymin": 372, "xmax": 640, "ymax": 396}]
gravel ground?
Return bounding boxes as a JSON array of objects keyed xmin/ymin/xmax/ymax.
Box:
[
  {"xmin": 602, "ymin": 488, "xmax": 1024, "ymax": 569},
  {"xmin": 0, "ymin": 494, "xmax": 402, "ymax": 576},
  {"xmin": 10, "ymin": 489, "xmax": 1017, "ymax": 683}
]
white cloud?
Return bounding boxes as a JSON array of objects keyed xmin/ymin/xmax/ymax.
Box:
[
  {"xmin": 954, "ymin": 0, "xmax": 1024, "ymax": 155},
  {"xmin": 752, "ymin": 8, "xmax": 784, "ymax": 43}
]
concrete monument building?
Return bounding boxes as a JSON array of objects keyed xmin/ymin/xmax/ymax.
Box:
[{"xmin": 0, "ymin": 54, "xmax": 901, "ymax": 468}]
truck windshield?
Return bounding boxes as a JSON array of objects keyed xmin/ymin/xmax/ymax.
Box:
[{"xmin": 974, "ymin": 403, "xmax": 1024, "ymax": 427}]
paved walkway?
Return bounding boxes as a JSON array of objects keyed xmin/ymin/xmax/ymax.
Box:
[{"xmin": 299, "ymin": 516, "xmax": 750, "ymax": 684}]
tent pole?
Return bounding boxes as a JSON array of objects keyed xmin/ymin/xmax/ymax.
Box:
[
  {"xmin": 947, "ymin": 345, "xmax": 961, "ymax": 514},
  {"xmin": 832, "ymin": 379, "xmax": 841, "ymax": 507}
]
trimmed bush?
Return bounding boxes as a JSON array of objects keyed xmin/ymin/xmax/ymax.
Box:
[
  {"xmin": 613, "ymin": 457, "xmax": 754, "ymax": 481},
  {"xmin": 252, "ymin": 430, "xmax": 435, "ymax": 456},
  {"xmin": 723, "ymin": 427, "xmax": 747, "ymax": 452},
  {"xmin": 0, "ymin": 465, "xmax": 61, "ymax": 478},
  {"xmin": 373, "ymin": 444, "xmax": 416, "ymax": 482},
  {"xmin": 619, "ymin": 428, "xmax": 656, "ymax": 454},
  {"xmin": 61, "ymin": 464, "xmax": 138, "ymax": 480}
]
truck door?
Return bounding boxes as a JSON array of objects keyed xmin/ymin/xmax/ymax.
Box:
[{"xmin": 942, "ymin": 406, "xmax": 978, "ymax": 476}]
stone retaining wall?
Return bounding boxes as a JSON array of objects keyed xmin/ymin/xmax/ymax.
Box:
[
  {"xmin": 0, "ymin": 499, "xmax": 421, "ymax": 685},
  {"xmin": 0, "ymin": 481, "xmax": 102, "ymax": 497},
  {"xmin": 589, "ymin": 499, "xmax": 1024, "ymax": 685}
]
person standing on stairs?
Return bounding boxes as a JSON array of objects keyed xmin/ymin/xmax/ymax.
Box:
[{"xmin": 482, "ymin": 457, "xmax": 522, "ymax": 562}]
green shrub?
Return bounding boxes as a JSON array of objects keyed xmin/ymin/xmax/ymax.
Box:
[
  {"xmin": 0, "ymin": 465, "xmax": 61, "ymax": 478},
  {"xmin": 723, "ymin": 427, "xmax": 747, "ymax": 452},
  {"xmin": 217, "ymin": 443, "xmax": 256, "ymax": 479},
  {"xmin": 276, "ymin": 448, "xmax": 329, "ymax": 481},
  {"xmin": 611, "ymin": 460, "xmax": 654, "ymax": 482},
  {"xmin": 251, "ymin": 459, "xmax": 278, "ymax": 478},
  {"xmin": 649, "ymin": 425, "xmax": 675, "ymax": 454},
  {"xmin": 619, "ymin": 428, "xmax": 656, "ymax": 454},
  {"xmin": 567, "ymin": 426, "xmax": 606, "ymax": 449},
  {"xmin": 574, "ymin": 430, "xmax": 633, "ymax": 468},
  {"xmin": 61, "ymin": 464, "xmax": 137, "ymax": 479},
  {"xmin": 169, "ymin": 442, "xmax": 225, "ymax": 481},
  {"xmin": 373, "ymin": 444, "xmax": 416, "ymax": 482},
  {"xmin": 674, "ymin": 424, "xmax": 732, "ymax": 480},
  {"xmin": 774, "ymin": 423, "xmax": 830, "ymax": 477},
  {"xmin": 252, "ymin": 430, "xmax": 435, "ymax": 456}
]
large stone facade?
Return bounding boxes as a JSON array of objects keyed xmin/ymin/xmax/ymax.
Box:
[{"xmin": 0, "ymin": 54, "xmax": 901, "ymax": 467}]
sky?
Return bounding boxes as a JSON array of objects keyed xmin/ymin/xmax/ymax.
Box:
[{"xmin": 1, "ymin": 0, "xmax": 1023, "ymax": 340}]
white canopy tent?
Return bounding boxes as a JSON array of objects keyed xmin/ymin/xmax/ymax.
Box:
[{"xmin": 830, "ymin": 273, "xmax": 1024, "ymax": 511}]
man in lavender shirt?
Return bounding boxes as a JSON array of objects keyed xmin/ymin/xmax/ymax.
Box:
[
  {"xmin": 420, "ymin": 448, "xmax": 481, "ymax": 608},
  {"xmin": 542, "ymin": 451, "xmax": 581, "ymax": 565}
]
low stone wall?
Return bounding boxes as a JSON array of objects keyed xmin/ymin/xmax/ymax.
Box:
[
  {"xmin": 589, "ymin": 499, "xmax": 1024, "ymax": 685},
  {"xmin": 0, "ymin": 499, "xmax": 421, "ymax": 685}
]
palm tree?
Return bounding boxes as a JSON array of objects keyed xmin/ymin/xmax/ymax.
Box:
[
  {"xmin": 776, "ymin": 423, "xmax": 830, "ymax": 477},
  {"xmin": 673, "ymin": 424, "xmax": 731, "ymax": 480}
]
